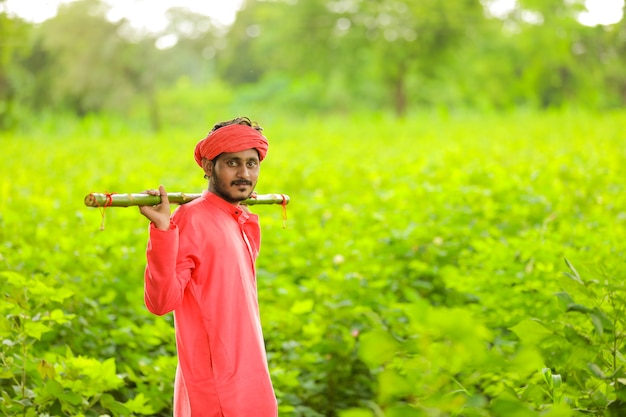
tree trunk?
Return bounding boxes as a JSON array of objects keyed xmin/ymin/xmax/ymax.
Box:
[
  {"xmin": 147, "ymin": 85, "xmax": 161, "ymax": 133},
  {"xmin": 393, "ymin": 64, "xmax": 407, "ymax": 118}
]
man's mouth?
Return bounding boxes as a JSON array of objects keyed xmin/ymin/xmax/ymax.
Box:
[{"xmin": 232, "ymin": 181, "xmax": 252, "ymax": 187}]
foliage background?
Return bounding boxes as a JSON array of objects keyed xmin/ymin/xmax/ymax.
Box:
[
  {"xmin": 1, "ymin": 0, "xmax": 625, "ymax": 128},
  {"xmin": 1, "ymin": 0, "xmax": 625, "ymax": 416}
]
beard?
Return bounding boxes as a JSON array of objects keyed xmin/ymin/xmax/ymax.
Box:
[{"xmin": 210, "ymin": 170, "xmax": 256, "ymax": 204}]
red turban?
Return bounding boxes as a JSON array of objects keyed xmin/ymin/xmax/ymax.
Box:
[{"xmin": 194, "ymin": 124, "xmax": 269, "ymax": 167}]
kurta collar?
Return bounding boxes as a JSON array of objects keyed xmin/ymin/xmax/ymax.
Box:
[{"xmin": 202, "ymin": 191, "xmax": 250, "ymax": 222}]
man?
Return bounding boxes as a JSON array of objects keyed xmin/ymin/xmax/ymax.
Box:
[{"xmin": 138, "ymin": 117, "xmax": 278, "ymax": 416}]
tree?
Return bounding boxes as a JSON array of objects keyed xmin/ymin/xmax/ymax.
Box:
[
  {"xmin": 218, "ymin": 0, "xmax": 488, "ymax": 117},
  {"xmin": 591, "ymin": 5, "xmax": 626, "ymax": 106},
  {"xmin": 345, "ymin": 0, "xmax": 487, "ymax": 116},
  {"xmin": 0, "ymin": 4, "xmax": 31, "ymax": 129},
  {"xmin": 157, "ymin": 7, "xmax": 223, "ymax": 85},
  {"xmin": 37, "ymin": 0, "xmax": 138, "ymax": 116}
]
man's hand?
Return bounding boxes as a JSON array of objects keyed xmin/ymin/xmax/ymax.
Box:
[{"xmin": 138, "ymin": 185, "xmax": 171, "ymax": 230}]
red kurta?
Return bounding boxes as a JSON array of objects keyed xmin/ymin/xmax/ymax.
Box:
[{"xmin": 144, "ymin": 191, "xmax": 277, "ymax": 417}]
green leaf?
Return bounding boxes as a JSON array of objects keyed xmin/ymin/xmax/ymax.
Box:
[
  {"xmin": 124, "ymin": 392, "xmax": 156, "ymax": 414},
  {"xmin": 290, "ymin": 299, "xmax": 314, "ymax": 314},
  {"xmin": 378, "ymin": 368, "xmax": 413, "ymax": 404},
  {"xmin": 588, "ymin": 363, "xmax": 607, "ymax": 379},
  {"xmin": 100, "ymin": 393, "xmax": 131, "ymax": 415},
  {"xmin": 607, "ymin": 399, "xmax": 626, "ymax": 416},
  {"xmin": 339, "ymin": 409, "xmax": 375, "ymax": 417},
  {"xmin": 511, "ymin": 347, "xmax": 545, "ymax": 376},
  {"xmin": 541, "ymin": 403, "xmax": 574, "ymax": 417},
  {"xmin": 490, "ymin": 394, "xmax": 537, "ymax": 417},
  {"xmin": 615, "ymin": 382, "xmax": 626, "ymax": 401},
  {"xmin": 37, "ymin": 359, "xmax": 56, "ymax": 380},
  {"xmin": 0, "ymin": 271, "xmax": 26, "ymax": 287},
  {"xmin": 563, "ymin": 324, "xmax": 592, "ymax": 345},
  {"xmin": 385, "ymin": 405, "xmax": 425, "ymax": 417},
  {"xmin": 542, "ymin": 368, "xmax": 553, "ymax": 386},
  {"xmin": 566, "ymin": 303, "xmax": 591, "ymax": 313},
  {"xmin": 509, "ymin": 319, "xmax": 553, "ymax": 346},
  {"xmin": 49, "ymin": 287, "xmax": 73, "ymax": 303},
  {"xmin": 43, "ymin": 379, "xmax": 63, "ymax": 396},
  {"xmin": 559, "ymin": 260, "xmax": 594, "ymax": 299},
  {"xmin": 43, "ymin": 379, "xmax": 82, "ymax": 406},
  {"xmin": 608, "ymin": 366, "xmax": 624, "ymax": 379},
  {"xmin": 23, "ymin": 321, "xmax": 52, "ymax": 340},
  {"xmin": 358, "ymin": 330, "xmax": 400, "ymax": 367},
  {"xmin": 590, "ymin": 307, "xmax": 614, "ymax": 334},
  {"xmin": 590, "ymin": 313, "xmax": 604, "ymax": 337},
  {"xmin": 564, "ymin": 258, "xmax": 583, "ymax": 284},
  {"xmin": 554, "ymin": 291, "xmax": 575, "ymax": 310},
  {"xmin": 46, "ymin": 309, "xmax": 75, "ymax": 325},
  {"xmin": 541, "ymin": 368, "xmax": 562, "ymax": 390},
  {"xmin": 591, "ymin": 388, "xmax": 609, "ymax": 407},
  {"xmin": 520, "ymin": 383, "xmax": 545, "ymax": 403}
]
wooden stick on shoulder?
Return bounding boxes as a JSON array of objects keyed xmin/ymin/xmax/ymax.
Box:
[{"xmin": 84, "ymin": 192, "xmax": 290, "ymax": 208}]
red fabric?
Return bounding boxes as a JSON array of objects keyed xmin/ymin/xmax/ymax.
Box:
[
  {"xmin": 194, "ymin": 124, "xmax": 269, "ymax": 167},
  {"xmin": 144, "ymin": 191, "xmax": 277, "ymax": 417}
]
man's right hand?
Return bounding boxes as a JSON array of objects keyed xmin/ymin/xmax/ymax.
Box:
[{"xmin": 138, "ymin": 185, "xmax": 171, "ymax": 230}]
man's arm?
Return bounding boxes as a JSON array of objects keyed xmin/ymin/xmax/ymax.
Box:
[
  {"xmin": 143, "ymin": 223, "xmax": 188, "ymax": 315},
  {"xmin": 140, "ymin": 185, "xmax": 191, "ymax": 315}
]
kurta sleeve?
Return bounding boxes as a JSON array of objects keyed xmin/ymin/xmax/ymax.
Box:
[{"xmin": 144, "ymin": 221, "xmax": 193, "ymax": 315}]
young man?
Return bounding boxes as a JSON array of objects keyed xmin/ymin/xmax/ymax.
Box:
[{"xmin": 138, "ymin": 117, "xmax": 278, "ymax": 416}]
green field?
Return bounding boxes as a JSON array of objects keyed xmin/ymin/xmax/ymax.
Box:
[{"xmin": 1, "ymin": 110, "xmax": 625, "ymax": 416}]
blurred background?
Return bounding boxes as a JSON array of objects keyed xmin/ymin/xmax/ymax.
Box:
[
  {"xmin": 0, "ymin": 0, "xmax": 624, "ymax": 131},
  {"xmin": 1, "ymin": 2, "xmax": 626, "ymax": 416}
]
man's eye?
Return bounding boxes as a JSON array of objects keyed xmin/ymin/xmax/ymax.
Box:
[
  {"xmin": 247, "ymin": 161, "xmax": 258, "ymax": 168},
  {"xmin": 227, "ymin": 161, "xmax": 237, "ymax": 167}
]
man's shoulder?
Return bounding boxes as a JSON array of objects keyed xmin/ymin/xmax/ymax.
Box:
[{"xmin": 172, "ymin": 196, "xmax": 209, "ymax": 219}]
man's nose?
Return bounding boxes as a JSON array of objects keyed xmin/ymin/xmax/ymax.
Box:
[{"xmin": 237, "ymin": 165, "xmax": 250, "ymax": 177}]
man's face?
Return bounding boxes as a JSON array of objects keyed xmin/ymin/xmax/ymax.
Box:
[{"xmin": 206, "ymin": 149, "xmax": 260, "ymax": 204}]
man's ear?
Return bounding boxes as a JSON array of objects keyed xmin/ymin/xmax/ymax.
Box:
[{"xmin": 202, "ymin": 158, "xmax": 213, "ymax": 178}]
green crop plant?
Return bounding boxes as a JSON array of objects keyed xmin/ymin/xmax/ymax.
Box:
[{"xmin": 1, "ymin": 110, "xmax": 625, "ymax": 416}]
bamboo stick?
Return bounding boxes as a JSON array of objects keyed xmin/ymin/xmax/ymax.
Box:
[{"xmin": 84, "ymin": 192, "xmax": 290, "ymax": 208}]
